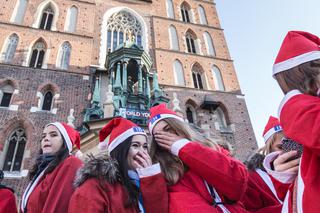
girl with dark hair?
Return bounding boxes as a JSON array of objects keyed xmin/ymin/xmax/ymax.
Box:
[
  {"xmin": 68, "ymin": 117, "xmax": 168, "ymax": 213},
  {"xmin": 263, "ymin": 31, "xmax": 320, "ymax": 212},
  {"xmin": 21, "ymin": 122, "xmax": 82, "ymax": 213},
  {"xmin": 242, "ymin": 116, "xmax": 284, "ymax": 212},
  {"xmin": 148, "ymin": 103, "xmax": 248, "ymax": 213}
]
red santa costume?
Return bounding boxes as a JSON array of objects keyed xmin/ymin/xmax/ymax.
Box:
[
  {"xmin": 21, "ymin": 122, "xmax": 83, "ymax": 213},
  {"xmin": 0, "ymin": 184, "xmax": 17, "ymax": 213},
  {"xmin": 263, "ymin": 31, "xmax": 320, "ymax": 213},
  {"xmin": 148, "ymin": 104, "xmax": 248, "ymax": 213},
  {"xmin": 242, "ymin": 116, "xmax": 284, "ymax": 212},
  {"xmin": 68, "ymin": 117, "xmax": 168, "ymax": 213}
]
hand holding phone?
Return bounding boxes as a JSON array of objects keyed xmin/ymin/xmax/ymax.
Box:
[{"xmin": 281, "ymin": 137, "xmax": 303, "ymax": 160}]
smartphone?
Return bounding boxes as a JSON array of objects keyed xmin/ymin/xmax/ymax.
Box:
[{"xmin": 281, "ymin": 137, "xmax": 303, "ymax": 160}]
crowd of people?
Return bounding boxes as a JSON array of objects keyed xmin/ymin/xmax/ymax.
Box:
[{"xmin": 1, "ymin": 30, "xmax": 319, "ymax": 213}]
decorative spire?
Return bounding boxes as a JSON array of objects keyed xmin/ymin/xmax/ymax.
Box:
[
  {"xmin": 113, "ymin": 63, "xmax": 122, "ymax": 90},
  {"xmin": 152, "ymin": 71, "xmax": 163, "ymax": 98},
  {"xmin": 92, "ymin": 77, "xmax": 100, "ymax": 104}
]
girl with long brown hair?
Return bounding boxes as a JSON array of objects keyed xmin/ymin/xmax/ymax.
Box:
[{"xmin": 148, "ymin": 103, "xmax": 248, "ymax": 213}]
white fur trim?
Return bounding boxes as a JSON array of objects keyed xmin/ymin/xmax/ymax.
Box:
[
  {"xmin": 98, "ymin": 140, "xmax": 109, "ymax": 151},
  {"xmin": 263, "ymin": 125, "xmax": 282, "ymax": 142},
  {"xmin": 21, "ymin": 167, "xmax": 48, "ymax": 212},
  {"xmin": 278, "ymin": 90, "xmax": 302, "ymax": 118},
  {"xmin": 171, "ymin": 139, "xmax": 191, "ymax": 156},
  {"xmin": 263, "ymin": 151, "xmax": 297, "ymax": 184},
  {"xmin": 136, "ymin": 163, "xmax": 161, "ymax": 178},
  {"xmin": 75, "ymin": 150, "xmax": 84, "ymax": 159},
  {"xmin": 46, "ymin": 122, "xmax": 72, "ymax": 153},
  {"xmin": 107, "ymin": 128, "xmax": 146, "ymax": 154},
  {"xmin": 256, "ymin": 169, "xmax": 283, "ymax": 204},
  {"xmin": 297, "ymin": 154, "xmax": 304, "ymax": 213},
  {"xmin": 148, "ymin": 113, "xmax": 184, "ymax": 134},
  {"xmin": 273, "ymin": 51, "xmax": 320, "ymax": 75}
]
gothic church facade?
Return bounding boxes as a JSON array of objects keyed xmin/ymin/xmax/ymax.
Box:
[{"xmin": 0, "ymin": 0, "xmax": 257, "ymax": 199}]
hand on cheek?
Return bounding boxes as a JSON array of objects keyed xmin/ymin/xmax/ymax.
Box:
[{"xmin": 154, "ymin": 131, "xmax": 184, "ymax": 151}]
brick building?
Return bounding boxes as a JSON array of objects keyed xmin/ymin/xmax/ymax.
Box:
[{"xmin": 0, "ymin": 0, "xmax": 257, "ymax": 202}]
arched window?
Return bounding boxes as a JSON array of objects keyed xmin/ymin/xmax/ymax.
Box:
[
  {"xmin": 1, "ymin": 34, "xmax": 19, "ymax": 63},
  {"xmin": 11, "ymin": 0, "xmax": 28, "ymax": 24},
  {"xmin": 173, "ymin": 60, "xmax": 185, "ymax": 86},
  {"xmin": 42, "ymin": 91, "xmax": 53, "ymax": 111},
  {"xmin": 185, "ymin": 31, "xmax": 197, "ymax": 54},
  {"xmin": 3, "ymin": 128, "xmax": 27, "ymax": 172},
  {"xmin": 198, "ymin": 5, "xmax": 207, "ymax": 25},
  {"xmin": 212, "ymin": 65, "xmax": 225, "ymax": 91},
  {"xmin": 192, "ymin": 64, "xmax": 204, "ymax": 89},
  {"xmin": 57, "ymin": 42, "xmax": 71, "ymax": 70},
  {"xmin": 65, "ymin": 6, "xmax": 78, "ymax": 33},
  {"xmin": 0, "ymin": 83, "xmax": 14, "ymax": 107},
  {"xmin": 39, "ymin": 5, "xmax": 54, "ymax": 30},
  {"xmin": 106, "ymin": 11, "xmax": 142, "ymax": 52},
  {"xmin": 181, "ymin": 3, "xmax": 191, "ymax": 23},
  {"xmin": 203, "ymin": 32, "xmax": 215, "ymax": 56},
  {"xmin": 29, "ymin": 40, "xmax": 46, "ymax": 68},
  {"xmin": 186, "ymin": 107, "xmax": 195, "ymax": 123},
  {"xmin": 215, "ymin": 107, "xmax": 228, "ymax": 131},
  {"xmin": 169, "ymin": 26, "xmax": 179, "ymax": 50},
  {"xmin": 166, "ymin": 0, "xmax": 175, "ymax": 18}
]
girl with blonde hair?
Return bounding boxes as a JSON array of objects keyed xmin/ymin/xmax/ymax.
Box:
[{"xmin": 242, "ymin": 116, "xmax": 284, "ymax": 212}]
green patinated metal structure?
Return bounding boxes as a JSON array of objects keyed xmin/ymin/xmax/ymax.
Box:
[{"xmin": 84, "ymin": 42, "xmax": 168, "ymax": 125}]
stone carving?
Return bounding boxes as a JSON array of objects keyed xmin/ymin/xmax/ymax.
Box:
[
  {"xmin": 172, "ymin": 92, "xmax": 181, "ymax": 111},
  {"xmin": 67, "ymin": 108, "xmax": 75, "ymax": 128}
]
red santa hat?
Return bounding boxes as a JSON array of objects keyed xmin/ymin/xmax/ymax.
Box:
[
  {"xmin": 99, "ymin": 117, "xmax": 146, "ymax": 154},
  {"xmin": 273, "ymin": 31, "xmax": 320, "ymax": 76},
  {"xmin": 46, "ymin": 122, "xmax": 81, "ymax": 153},
  {"xmin": 148, "ymin": 103, "xmax": 184, "ymax": 134},
  {"xmin": 262, "ymin": 116, "xmax": 282, "ymax": 142}
]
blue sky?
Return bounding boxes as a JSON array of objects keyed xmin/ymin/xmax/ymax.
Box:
[{"xmin": 214, "ymin": 0, "xmax": 320, "ymax": 146}]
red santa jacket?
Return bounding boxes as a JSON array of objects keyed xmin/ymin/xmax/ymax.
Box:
[
  {"xmin": 242, "ymin": 169, "xmax": 282, "ymax": 213},
  {"xmin": 21, "ymin": 156, "xmax": 83, "ymax": 213},
  {"xmin": 275, "ymin": 90, "xmax": 320, "ymax": 213},
  {"xmin": 168, "ymin": 140, "xmax": 248, "ymax": 213},
  {"xmin": 0, "ymin": 187, "xmax": 17, "ymax": 213},
  {"xmin": 68, "ymin": 155, "xmax": 168, "ymax": 213}
]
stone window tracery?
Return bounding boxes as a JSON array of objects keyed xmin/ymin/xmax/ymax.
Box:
[
  {"xmin": 29, "ymin": 41, "xmax": 46, "ymax": 68},
  {"xmin": 106, "ymin": 11, "xmax": 143, "ymax": 52},
  {"xmin": 2, "ymin": 128, "xmax": 27, "ymax": 172},
  {"xmin": 1, "ymin": 34, "xmax": 19, "ymax": 63},
  {"xmin": 57, "ymin": 42, "xmax": 71, "ymax": 70}
]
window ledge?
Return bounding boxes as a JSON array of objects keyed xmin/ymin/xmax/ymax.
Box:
[
  {"xmin": 4, "ymin": 170, "xmax": 29, "ymax": 179},
  {"xmin": 30, "ymin": 107, "xmax": 57, "ymax": 114},
  {"xmin": 220, "ymin": 129, "xmax": 233, "ymax": 134}
]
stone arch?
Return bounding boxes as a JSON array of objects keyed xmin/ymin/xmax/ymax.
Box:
[
  {"xmin": 24, "ymin": 37, "xmax": 49, "ymax": 68},
  {"xmin": 32, "ymin": 0, "xmax": 59, "ymax": 31},
  {"xmin": 217, "ymin": 102, "xmax": 231, "ymax": 125},
  {"xmin": 185, "ymin": 98, "xmax": 198, "ymax": 124},
  {"xmin": 0, "ymin": 78, "xmax": 18, "ymax": 90},
  {"xmin": 0, "ymin": 117, "xmax": 35, "ymax": 172},
  {"xmin": 99, "ymin": 6, "xmax": 149, "ymax": 68},
  {"xmin": 37, "ymin": 82, "xmax": 59, "ymax": 94}
]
